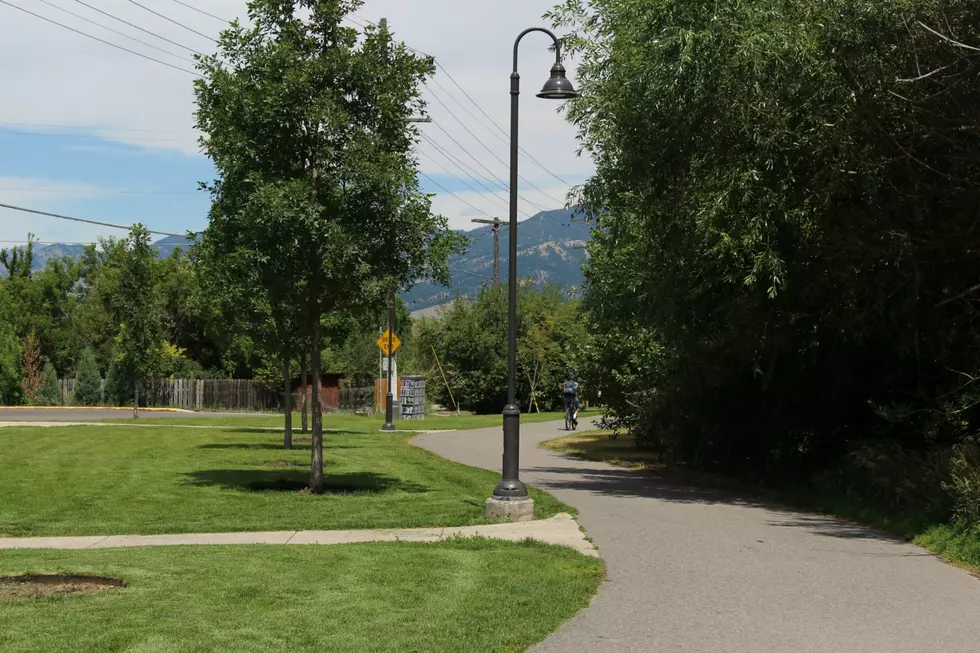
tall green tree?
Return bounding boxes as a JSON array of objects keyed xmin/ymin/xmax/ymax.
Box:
[
  {"xmin": 195, "ymin": 0, "xmax": 459, "ymax": 492},
  {"xmin": 118, "ymin": 225, "xmax": 165, "ymax": 418},
  {"xmin": 551, "ymin": 0, "xmax": 980, "ymax": 472}
]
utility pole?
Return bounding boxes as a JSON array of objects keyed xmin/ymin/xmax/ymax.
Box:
[{"xmin": 471, "ymin": 218, "xmax": 505, "ymax": 284}]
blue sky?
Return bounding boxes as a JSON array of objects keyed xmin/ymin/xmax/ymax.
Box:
[{"xmin": 0, "ymin": 0, "xmax": 593, "ymax": 245}]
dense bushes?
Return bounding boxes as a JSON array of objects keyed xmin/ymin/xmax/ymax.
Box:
[
  {"xmin": 414, "ymin": 285, "xmax": 589, "ymax": 414},
  {"xmin": 553, "ymin": 0, "xmax": 980, "ymax": 523}
]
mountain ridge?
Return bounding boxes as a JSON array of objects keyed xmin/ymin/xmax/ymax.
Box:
[{"xmin": 18, "ymin": 210, "xmax": 592, "ymax": 307}]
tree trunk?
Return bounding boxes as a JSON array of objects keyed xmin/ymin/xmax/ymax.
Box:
[
  {"xmin": 133, "ymin": 376, "xmax": 139, "ymax": 419},
  {"xmin": 300, "ymin": 350, "xmax": 308, "ymax": 434},
  {"xmin": 310, "ymin": 316, "xmax": 325, "ymax": 493},
  {"xmin": 283, "ymin": 353, "xmax": 293, "ymax": 450}
]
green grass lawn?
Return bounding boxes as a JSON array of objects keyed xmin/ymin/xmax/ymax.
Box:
[
  {"xmin": 0, "ymin": 419, "xmax": 570, "ymax": 537},
  {"xmin": 0, "ymin": 540, "xmax": 603, "ymax": 653}
]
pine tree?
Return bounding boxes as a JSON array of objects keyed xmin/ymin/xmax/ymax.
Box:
[
  {"xmin": 73, "ymin": 349, "xmax": 103, "ymax": 406},
  {"xmin": 39, "ymin": 362, "xmax": 60, "ymax": 406}
]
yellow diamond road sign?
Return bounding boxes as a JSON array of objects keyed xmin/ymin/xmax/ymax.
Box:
[{"xmin": 376, "ymin": 329, "xmax": 402, "ymax": 356}]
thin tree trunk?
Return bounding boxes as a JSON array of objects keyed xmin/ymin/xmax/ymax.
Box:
[
  {"xmin": 300, "ymin": 350, "xmax": 308, "ymax": 434},
  {"xmin": 133, "ymin": 376, "xmax": 139, "ymax": 419},
  {"xmin": 310, "ymin": 315, "xmax": 325, "ymax": 493},
  {"xmin": 283, "ymin": 353, "xmax": 293, "ymax": 450}
]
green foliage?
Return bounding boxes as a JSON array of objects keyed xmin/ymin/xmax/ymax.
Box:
[
  {"xmin": 552, "ymin": 0, "xmax": 980, "ymax": 485},
  {"xmin": 38, "ymin": 362, "xmax": 60, "ymax": 407},
  {"xmin": 72, "ymin": 348, "xmax": 103, "ymax": 407},
  {"xmin": 118, "ymin": 225, "xmax": 166, "ymax": 402},
  {"xmin": 415, "ymin": 285, "xmax": 589, "ymax": 414},
  {"xmin": 0, "ymin": 285, "xmax": 21, "ymax": 405},
  {"xmin": 104, "ymin": 359, "xmax": 133, "ymax": 407}
]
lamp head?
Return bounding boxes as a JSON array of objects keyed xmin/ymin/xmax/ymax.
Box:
[{"xmin": 536, "ymin": 62, "xmax": 579, "ymax": 100}]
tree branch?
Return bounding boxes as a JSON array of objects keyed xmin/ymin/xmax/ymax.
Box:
[{"xmin": 916, "ymin": 21, "xmax": 980, "ymax": 52}]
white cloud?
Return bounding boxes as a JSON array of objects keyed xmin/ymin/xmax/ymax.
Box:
[{"xmin": 0, "ymin": 0, "xmax": 594, "ymax": 219}]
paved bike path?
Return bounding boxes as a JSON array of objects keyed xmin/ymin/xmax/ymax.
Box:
[{"xmin": 413, "ymin": 421, "xmax": 980, "ymax": 653}]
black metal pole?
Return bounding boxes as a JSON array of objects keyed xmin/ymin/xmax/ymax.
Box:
[{"xmin": 381, "ymin": 288, "xmax": 396, "ymax": 431}]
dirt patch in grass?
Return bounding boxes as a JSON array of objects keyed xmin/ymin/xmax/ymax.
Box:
[
  {"xmin": 0, "ymin": 574, "xmax": 125, "ymax": 601},
  {"xmin": 294, "ymin": 437, "xmax": 312, "ymax": 443},
  {"xmin": 262, "ymin": 461, "xmax": 300, "ymax": 468}
]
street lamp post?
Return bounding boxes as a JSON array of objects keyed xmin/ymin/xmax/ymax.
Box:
[{"xmin": 487, "ymin": 27, "xmax": 579, "ymax": 521}]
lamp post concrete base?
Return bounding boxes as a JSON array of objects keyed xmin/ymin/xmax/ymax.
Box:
[{"xmin": 485, "ymin": 497, "xmax": 535, "ymax": 523}]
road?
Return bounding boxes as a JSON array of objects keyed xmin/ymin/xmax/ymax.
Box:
[
  {"xmin": 0, "ymin": 408, "xmax": 263, "ymax": 421},
  {"xmin": 413, "ymin": 420, "xmax": 980, "ymax": 653}
]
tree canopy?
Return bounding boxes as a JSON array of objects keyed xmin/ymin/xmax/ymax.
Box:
[
  {"xmin": 551, "ymin": 0, "xmax": 980, "ymax": 474},
  {"xmin": 194, "ymin": 0, "xmax": 461, "ymax": 491}
]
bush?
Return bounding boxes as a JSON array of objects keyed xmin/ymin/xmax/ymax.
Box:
[
  {"xmin": 946, "ymin": 446, "xmax": 980, "ymax": 528},
  {"xmin": 73, "ymin": 349, "xmax": 103, "ymax": 406},
  {"xmin": 38, "ymin": 362, "xmax": 60, "ymax": 406},
  {"xmin": 104, "ymin": 360, "xmax": 133, "ymax": 407}
]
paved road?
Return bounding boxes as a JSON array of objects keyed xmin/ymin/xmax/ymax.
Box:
[
  {"xmin": 414, "ymin": 421, "xmax": 980, "ymax": 653},
  {"xmin": 0, "ymin": 408, "xmax": 264, "ymax": 421}
]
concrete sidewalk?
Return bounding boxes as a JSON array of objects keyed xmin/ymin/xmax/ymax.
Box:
[{"xmin": 0, "ymin": 513, "xmax": 597, "ymax": 556}]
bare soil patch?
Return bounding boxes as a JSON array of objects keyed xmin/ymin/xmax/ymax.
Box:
[
  {"xmin": 262, "ymin": 461, "xmax": 300, "ymax": 468},
  {"xmin": 0, "ymin": 574, "xmax": 125, "ymax": 601}
]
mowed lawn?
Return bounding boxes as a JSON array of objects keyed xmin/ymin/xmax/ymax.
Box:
[
  {"xmin": 0, "ymin": 540, "xmax": 603, "ymax": 653},
  {"xmin": 0, "ymin": 417, "xmax": 570, "ymax": 537}
]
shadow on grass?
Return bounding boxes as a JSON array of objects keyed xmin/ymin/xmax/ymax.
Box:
[
  {"xmin": 224, "ymin": 428, "xmax": 361, "ymax": 436},
  {"xmin": 183, "ymin": 469, "xmax": 430, "ymax": 494},
  {"xmin": 197, "ymin": 443, "xmax": 359, "ymax": 451}
]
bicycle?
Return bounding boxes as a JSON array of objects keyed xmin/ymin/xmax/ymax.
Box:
[{"xmin": 564, "ymin": 402, "xmax": 577, "ymax": 431}]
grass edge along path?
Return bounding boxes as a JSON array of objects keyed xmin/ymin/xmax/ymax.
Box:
[
  {"xmin": 0, "ymin": 539, "xmax": 604, "ymax": 653},
  {"xmin": 542, "ymin": 430, "xmax": 980, "ymax": 574},
  {"xmin": 0, "ymin": 420, "xmax": 572, "ymax": 538}
]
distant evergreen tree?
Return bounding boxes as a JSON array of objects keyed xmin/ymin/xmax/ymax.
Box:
[
  {"xmin": 39, "ymin": 362, "xmax": 60, "ymax": 406},
  {"xmin": 73, "ymin": 349, "xmax": 103, "ymax": 406}
]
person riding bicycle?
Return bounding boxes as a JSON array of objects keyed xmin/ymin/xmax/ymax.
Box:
[{"xmin": 562, "ymin": 373, "xmax": 581, "ymax": 427}]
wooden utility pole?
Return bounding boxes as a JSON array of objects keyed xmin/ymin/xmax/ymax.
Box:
[{"xmin": 471, "ymin": 218, "xmax": 506, "ymax": 284}]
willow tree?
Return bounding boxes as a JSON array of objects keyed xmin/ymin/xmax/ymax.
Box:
[
  {"xmin": 195, "ymin": 0, "xmax": 457, "ymax": 492},
  {"xmin": 552, "ymin": 0, "xmax": 980, "ymax": 472}
]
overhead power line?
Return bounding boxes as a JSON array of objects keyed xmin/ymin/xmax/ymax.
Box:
[
  {"xmin": 125, "ymin": 0, "xmax": 217, "ymax": 43},
  {"xmin": 425, "ymin": 86, "xmax": 557, "ymax": 210},
  {"xmin": 72, "ymin": 0, "xmax": 203, "ymax": 55},
  {"xmin": 449, "ymin": 265, "xmax": 494, "ymax": 281},
  {"xmin": 347, "ymin": 11, "xmax": 571, "ymax": 193},
  {"xmin": 434, "ymin": 61, "xmax": 571, "ymax": 188},
  {"xmin": 418, "ymin": 173, "xmax": 493, "ymax": 220},
  {"xmin": 0, "ymin": 202, "xmax": 185, "ymax": 238},
  {"xmin": 0, "ymin": 0, "xmax": 199, "ymax": 75},
  {"xmin": 418, "ymin": 149, "xmax": 509, "ymax": 212},
  {"xmin": 420, "ymin": 133, "xmax": 532, "ymax": 219},
  {"xmin": 165, "ymin": 0, "xmax": 228, "ymax": 24},
  {"xmin": 36, "ymin": 0, "xmax": 194, "ymax": 64}
]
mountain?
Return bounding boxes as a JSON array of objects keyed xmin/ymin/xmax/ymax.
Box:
[
  {"xmin": 15, "ymin": 210, "xmax": 592, "ymax": 306},
  {"xmin": 21, "ymin": 235, "xmax": 195, "ymax": 273},
  {"xmin": 30, "ymin": 243, "xmax": 88, "ymax": 272},
  {"xmin": 152, "ymin": 235, "xmax": 195, "ymax": 259},
  {"xmin": 402, "ymin": 208, "xmax": 592, "ymax": 313}
]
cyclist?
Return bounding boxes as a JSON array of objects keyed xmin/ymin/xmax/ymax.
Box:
[{"xmin": 562, "ymin": 373, "xmax": 581, "ymax": 428}]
